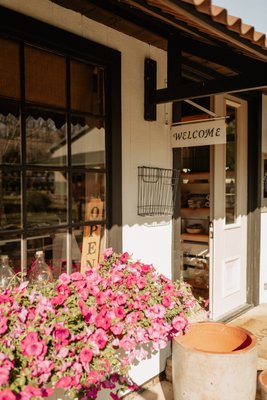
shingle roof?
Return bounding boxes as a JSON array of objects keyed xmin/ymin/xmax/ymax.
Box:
[
  {"xmin": 124, "ymin": 0, "xmax": 267, "ymax": 60},
  {"xmin": 182, "ymin": 0, "xmax": 267, "ymax": 49}
]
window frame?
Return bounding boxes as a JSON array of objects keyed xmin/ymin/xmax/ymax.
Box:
[{"xmin": 0, "ymin": 6, "xmax": 122, "ymax": 271}]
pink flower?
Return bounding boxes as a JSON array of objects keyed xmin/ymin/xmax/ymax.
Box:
[
  {"xmin": 0, "ymin": 295, "xmax": 11, "ymax": 304},
  {"xmin": 95, "ymin": 291, "xmax": 106, "ymax": 305},
  {"xmin": 135, "ymin": 326, "xmax": 147, "ymax": 342},
  {"xmin": 58, "ymin": 273, "xmax": 71, "ymax": 284},
  {"xmin": 56, "ymin": 283, "xmax": 71, "ymax": 295},
  {"xmin": 101, "ymin": 380, "xmax": 116, "ymax": 389},
  {"xmin": 119, "ymin": 252, "xmax": 129, "ymax": 263},
  {"xmin": 78, "ymin": 299, "xmax": 90, "ymax": 317},
  {"xmin": 0, "ymin": 389, "xmax": 16, "ymax": 400},
  {"xmin": 70, "ymin": 272, "xmax": 84, "ymax": 281},
  {"xmin": 91, "ymin": 329, "xmax": 108, "ymax": 349},
  {"xmin": 0, "ymin": 369, "xmax": 9, "ymax": 386},
  {"xmin": 56, "ymin": 376, "xmax": 72, "ymax": 388},
  {"xmin": 18, "ymin": 308, "xmax": 28, "ymax": 323},
  {"xmin": 95, "ymin": 315, "xmax": 111, "ymax": 330},
  {"xmin": 21, "ymin": 332, "xmax": 39, "ymax": 348},
  {"xmin": 141, "ymin": 264, "xmax": 152, "ymax": 273},
  {"xmin": 162, "ymin": 295, "xmax": 172, "ymax": 307},
  {"xmin": 115, "ymin": 292, "xmax": 127, "ymax": 305},
  {"xmin": 86, "ymin": 386, "xmax": 98, "ymax": 398},
  {"xmin": 110, "ymin": 322, "xmax": 124, "ymax": 336},
  {"xmin": 114, "ymin": 306, "xmax": 125, "ymax": 319},
  {"xmin": 0, "ymin": 317, "xmax": 8, "ymax": 334},
  {"xmin": 172, "ymin": 315, "xmax": 188, "ymax": 332},
  {"xmin": 23, "ymin": 341, "xmax": 46, "ymax": 357},
  {"xmin": 79, "ymin": 348, "xmax": 93, "ymax": 363},
  {"xmin": 144, "ymin": 304, "xmax": 166, "ymax": 319},
  {"xmin": 103, "ymin": 247, "xmax": 113, "ymax": 259},
  {"xmin": 119, "ymin": 336, "xmax": 136, "ymax": 351},
  {"xmin": 136, "ymin": 277, "xmax": 147, "ymax": 289},
  {"xmin": 86, "ymin": 370, "xmax": 102, "ymax": 385},
  {"xmin": 53, "ymin": 327, "xmax": 70, "ymax": 343},
  {"xmin": 50, "ymin": 294, "xmax": 67, "ymax": 305}
]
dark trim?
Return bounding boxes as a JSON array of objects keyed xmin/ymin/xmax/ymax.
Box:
[
  {"xmin": 247, "ymin": 95, "xmax": 262, "ymax": 306},
  {"xmin": 144, "ymin": 59, "xmax": 157, "ymax": 121},
  {"xmin": 0, "ymin": 6, "xmax": 120, "ymax": 67},
  {"xmin": 0, "ymin": 5, "xmax": 122, "ymax": 250},
  {"xmin": 153, "ymin": 73, "xmax": 267, "ymax": 105}
]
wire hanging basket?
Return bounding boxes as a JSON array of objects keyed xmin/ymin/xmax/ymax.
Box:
[{"xmin": 138, "ymin": 166, "xmax": 179, "ymax": 216}]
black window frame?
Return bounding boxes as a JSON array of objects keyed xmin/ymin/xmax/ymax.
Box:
[{"xmin": 0, "ymin": 5, "xmax": 122, "ymax": 251}]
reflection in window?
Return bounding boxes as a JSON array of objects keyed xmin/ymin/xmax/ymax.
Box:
[
  {"xmin": 26, "ymin": 110, "xmax": 67, "ymax": 166},
  {"xmin": 0, "ymin": 238, "xmax": 21, "ymax": 274},
  {"xmin": 0, "ymin": 103, "xmax": 21, "ymax": 164},
  {"xmin": 0, "ymin": 170, "xmax": 21, "ymax": 230},
  {"xmin": 72, "ymin": 172, "xmax": 105, "ymax": 223},
  {"xmin": 26, "ymin": 170, "xmax": 67, "ymax": 228},
  {"xmin": 71, "ymin": 115, "xmax": 105, "ymax": 168},
  {"xmin": 225, "ymin": 106, "xmax": 237, "ymax": 224}
]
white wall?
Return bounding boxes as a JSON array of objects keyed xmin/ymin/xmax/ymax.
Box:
[{"xmin": 0, "ymin": 0, "xmax": 173, "ymax": 385}]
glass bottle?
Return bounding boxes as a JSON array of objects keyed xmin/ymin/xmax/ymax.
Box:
[
  {"xmin": 28, "ymin": 250, "xmax": 53, "ymax": 286},
  {"xmin": 0, "ymin": 255, "xmax": 19, "ymax": 289}
]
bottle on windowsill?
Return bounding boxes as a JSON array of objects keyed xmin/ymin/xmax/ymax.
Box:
[
  {"xmin": 28, "ymin": 250, "xmax": 53, "ymax": 287},
  {"xmin": 0, "ymin": 255, "xmax": 19, "ymax": 289}
]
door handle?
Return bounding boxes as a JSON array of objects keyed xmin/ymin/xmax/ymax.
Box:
[{"xmin": 209, "ymin": 221, "xmax": 213, "ymax": 239}]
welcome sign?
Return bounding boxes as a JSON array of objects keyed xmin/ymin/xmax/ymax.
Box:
[{"xmin": 171, "ymin": 118, "xmax": 226, "ymax": 148}]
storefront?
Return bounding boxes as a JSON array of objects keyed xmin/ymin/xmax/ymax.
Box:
[{"xmin": 1, "ymin": 0, "xmax": 267, "ymax": 388}]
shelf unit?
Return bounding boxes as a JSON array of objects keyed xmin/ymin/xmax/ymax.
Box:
[{"xmin": 180, "ymin": 169, "xmax": 210, "ymax": 299}]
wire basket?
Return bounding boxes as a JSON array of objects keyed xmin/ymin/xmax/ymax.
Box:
[{"xmin": 138, "ymin": 166, "xmax": 179, "ymax": 216}]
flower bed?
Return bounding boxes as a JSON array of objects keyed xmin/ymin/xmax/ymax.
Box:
[{"xmin": 0, "ymin": 249, "xmax": 205, "ymax": 399}]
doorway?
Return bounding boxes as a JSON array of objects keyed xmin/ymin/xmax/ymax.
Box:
[{"xmin": 178, "ymin": 94, "xmax": 249, "ymax": 320}]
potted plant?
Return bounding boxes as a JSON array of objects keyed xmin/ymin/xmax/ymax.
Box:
[{"xmin": 0, "ymin": 248, "xmax": 205, "ymax": 399}]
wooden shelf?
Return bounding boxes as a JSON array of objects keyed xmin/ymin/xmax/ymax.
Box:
[
  {"xmin": 181, "ymin": 233, "xmax": 209, "ymax": 243},
  {"xmin": 181, "ymin": 207, "xmax": 210, "ymax": 218},
  {"xmin": 181, "ymin": 171, "xmax": 210, "ymax": 182}
]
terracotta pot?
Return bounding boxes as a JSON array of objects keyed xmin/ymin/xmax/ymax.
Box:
[
  {"xmin": 172, "ymin": 322, "xmax": 257, "ymax": 400},
  {"xmin": 258, "ymin": 370, "xmax": 267, "ymax": 400}
]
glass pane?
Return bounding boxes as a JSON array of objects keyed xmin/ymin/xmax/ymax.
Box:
[
  {"xmin": 26, "ymin": 231, "xmax": 83, "ymax": 278},
  {"xmin": 0, "ymin": 38, "xmax": 20, "ymax": 99},
  {"xmin": 26, "ymin": 109, "xmax": 67, "ymax": 166},
  {"xmin": 72, "ymin": 171, "xmax": 105, "ymax": 223},
  {"xmin": 0, "ymin": 170, "xmax": 21, "ymax": 230},
  {"xmin": 225, "ymin": 106, "xmax": 237, "ymax": 224},
  {"xmin": 52, "ymin": 231, "xmax": 82, "ymax": 276},
  {"xmin": 71, "ymin": 115, "xmax": 105, "ymax": 167},
  {"xmin": 25, "ymin": 45, "xmax": 66, "ymax": 107},
  {"xmin": 26, "ymin": 170, "xmax": 67, "ymax": 228},
  {"xmin": 0, "ymin": 238, "xmax": 21, "ymax": 274},
  {"xmin": 27, "ymin": 230, "xmax": 81, "ymax": 279},
  {"xmin": 70, "ymin": 60, "xmax": 105, "ymax": 115},
  {"xmin": 27, "ymin": 235, "xmax": 54, "ymax": 280},
  {"xmin": 0, "ymin": 101, "xmax": 21, "ymax": 164}
]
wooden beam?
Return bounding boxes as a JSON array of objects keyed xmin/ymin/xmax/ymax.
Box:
[
  {"xmin": 144, "ymin": 58, "xmax": 157, "ymax": 120},
  {"xmin": 180, "ymin": 36, "xmax": 267, "ymax": 74},
  {"xmin": 152, "ymin": 73, "xmax": 267, "ymax": 104}
]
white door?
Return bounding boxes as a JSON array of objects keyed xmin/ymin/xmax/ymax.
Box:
[{"xmin": 211, "ymin": 94, "xmax": 248, "ymax": 320}]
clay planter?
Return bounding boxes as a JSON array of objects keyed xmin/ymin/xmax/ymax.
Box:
[
  {"xmin": 172, "ymin": 322, "xmax": 257, "ymax": 400},
  {"xmin": 258, "ymin": 370, "xmax": 267, "ymax": 400}
]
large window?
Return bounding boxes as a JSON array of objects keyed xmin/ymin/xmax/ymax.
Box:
[{"xmin": 0, "ymin": 13, "xmax": 121, "ymax": 279}]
